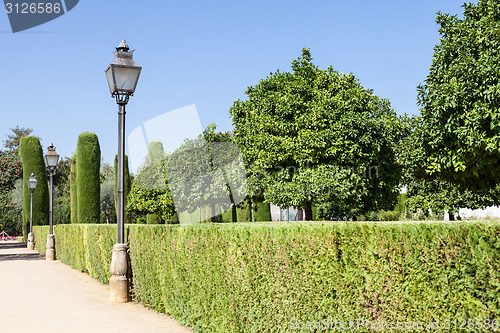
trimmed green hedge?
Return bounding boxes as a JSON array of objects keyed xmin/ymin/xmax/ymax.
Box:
[
  {"xmin": 35, "ymin": 221, "xmax": 500, "ymax": 332},
  {"xmin": 34, "ymin": 224, "xmax": 119, "ymax": 284},
  {"xmin": 33, "ymin": 225, "xmax": 50, "ymax": 253}
]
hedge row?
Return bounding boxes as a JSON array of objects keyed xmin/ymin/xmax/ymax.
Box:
[
  {"xmin": 34, "ymin": 224, "xmax": 119, "ymax": 284},
  {"xmin": 35, "ymin": 221, "xmax": 500, "ymax": 332}
]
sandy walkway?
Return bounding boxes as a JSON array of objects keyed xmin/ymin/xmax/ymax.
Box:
[{"xmin": 0, "ymin": 241, "xmax": 193, "ymax": 333}]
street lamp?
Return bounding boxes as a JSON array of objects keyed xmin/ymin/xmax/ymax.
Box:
[
  {"xmin": 44, "ymin": 143, "xmax": 59, "ymax": 261},
  {"xmin": 105, "ymin": 40, "xmax": 141, "ymax": 303},
  {"xmin": 26, "ymin": 173, "xmax": 37, "ymax": 250}
]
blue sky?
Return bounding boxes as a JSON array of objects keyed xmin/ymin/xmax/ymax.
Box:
[{"xmin": 0, "ymin": 1, "xmax": 472, "ymax": 166}]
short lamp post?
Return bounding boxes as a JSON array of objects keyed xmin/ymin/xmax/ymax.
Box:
[
  {"xmin": 44, "ymin": 143, "xmax": 59, "ymax": 261},
  {"xmin": 27, "ymin": 173, "xmax": 37, "ymax": 250},
  {"xmin": 105, "ymin": 40, "xmax": 141, "ymax": 303}
]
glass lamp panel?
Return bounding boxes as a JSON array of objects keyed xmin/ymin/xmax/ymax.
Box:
[
  {"xmin": 113, "ymin": 66, "xmax": 140, "ymax": 93},
  {"xmin": 27, "ymin": 175, "xmax": 37, "ymax": 190},
  {"xmin": 105, "ymin": 66, "xmax": 115, "ymax": 94},
  {"xmin": 45, "ymin": 154, "xmax": 59, "ymax": 168}
]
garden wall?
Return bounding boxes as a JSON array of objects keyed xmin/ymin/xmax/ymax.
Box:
[{"xmin": 34, "ymin": 221, "xmax": 500, "ymax": 332}]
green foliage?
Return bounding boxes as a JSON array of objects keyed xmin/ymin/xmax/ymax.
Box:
[
  {"xmin": 0, "ymin": 152, "xmax": 22, "ymax": 189},
  {"xmin": 70, "ymin": 155, "xmax": 77, "ymax": 223},
  {"xmin": 4, "ymin": 126, "xmax": 33, "ymax": 155},
  {"xmin": 230, "ymin": 48, "xmax": 402, "ymax": 220},
  {"xmin": 128, "ymin": 142, "xmax": 176, "ymax": 221},
  {"xmin": 398, "ymin": 116, "xmax": 500, "ymax": 216},
  {"xmin": 127, "ymin": 185, "xmax": 175, "ymax": 221},
  {"xmin": 0, "ymin": 150, "xmax": 23, "ymax": 234},
  {"xmin": 19, "ymin": 136, "xmax": 49, "ymax": 239},
  {"xmin": 34, "ymin": 224, "xmax": 117, "ymax": 284},
  {"xmin": 0, "ymin": 189, "xmax": 22, "ymax": 235},
  {"xmin": 76, "ymin": 132, "xmax": 101, "ymax": 223},
  {"xmin": 33, "ymin": 225, "xmax": 49, "ymax": 253},
  {"xmin": 252, "ymin": 198, "xmax": 271, "ymax": 222},
  {"xmin": 52, "ymin": 157, "xmax": 72, "ymax": 225},
  {"xmin": 415, "ymin": 1, "xmax": 500, "ymax": 190},
  {"xmin": 148, "ymin": 141, "xmax": 164, "ymax": 162},
  {"xmin": 127, "ymin": 221, "xmax": 500, "ymax": 332},
  {"xmin": 101, "ymin": 179, "xmax": 115, "ymax": 224},
  {"xmin": 147, "ymin": 214, "xmax": 161, "ymax": 224}
]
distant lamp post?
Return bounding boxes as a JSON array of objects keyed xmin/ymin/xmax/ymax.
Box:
[
  {"xmin": 105, "ymin": 40, "xmax": 141, "ymax": 303},
  {"xmin": 26, "ymin": 173, "xmax": 37, "ymax": 250},
  {"xmin": 44, "ymin": 143, "xmax": 59, "ymax": 261}
]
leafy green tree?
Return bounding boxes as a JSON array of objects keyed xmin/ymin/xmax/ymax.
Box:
[
  {"xmin": 4, "ymin": 126, "xmax": 33, "ymax": 155},
  {"xmin": 76, "ymin": 132, "xmax": 101, "ymax": 223},
  {"xmin": 127, "ymin": 185, "xmax": 175, "ymax": 221},
  {"xmin": 0, "ymin": 152, "xmax": 22, "ymax": 189},
  {"xmin": 19, "ymin": 136, "xmax": 49, "ymax": 238},
  {"xmin": 101, "ymin": 179, "xmax": 115, "ymax": 224},
  {"xmin": 229, "ymin": 48, "xmax": 402, "ymax": 220},
  {"xmin": 398, "ymin": 115, "xmax": 500, "ymax": 218},
  {"xmin": 128, "ymin": 142, "xmax": 177, "ymax": 223},
  {"xmin": 416, "ymin": 0, "xmax": 500, "ymax": 191}
]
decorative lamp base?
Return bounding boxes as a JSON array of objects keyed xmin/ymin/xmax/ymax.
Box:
[
  {"xmin": 46, "ymin": 234, "xmax": 56, "ymax": 260},
  {"xmin": 27, "ymin": 232, "xmax": 35, "ymax": 250},
  {"xmin": 109, "ymin": 243, "xmax": 130, "ymax": 303}
]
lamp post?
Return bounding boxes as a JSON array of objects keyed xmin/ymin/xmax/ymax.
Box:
[
  {"xmin": 27, "ymin": 173, "xmax": 37, "ymax": 250},
  {"xmin": 105, "ymin": 40, "xmax": 141, "ymax": 303},
  {"xmin": 44, "ymin": 143, "xmax": 59, "ymax": 260}
]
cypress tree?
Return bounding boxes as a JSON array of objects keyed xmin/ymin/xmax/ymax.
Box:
[
  {"xmin": 19, "ymin": 136, "xmax": 49, "ymax": 239},
  {"xmin": 70, "ymin": 154, "xmax": 77, "ymax": 223},
  {"xmin": 114, "ymin": 154, "xmax": 131, "ymax": 223},
  {"xmin": 76, "ymin": 132, "xmax": 101, "ymax": 223}
]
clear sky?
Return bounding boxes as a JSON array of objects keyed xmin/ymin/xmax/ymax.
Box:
[{"xmin": 0, "ymin": 0, "xmax": 473, "ymax": 167}]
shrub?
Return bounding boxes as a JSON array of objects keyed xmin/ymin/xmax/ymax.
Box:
[
  {"xmin": 252, "ymin": 199, "xmax": 271, "ymax": 221},
  {"xmin": 128, "ymin": 221, "xmax": 500, "ymax": 332},
  {"xmin": 76, "ymin": 132, "xmax": 101, "ymax": 223},
  {"xmin": 147, "ymin": 214, "xmax": 161, "ymax": 224},
  {"xmin": 19, "ymin": 136, "xmax": 49, "ymax": 239},
  {"xmin": 378, "ymin": 210, "xmax": 401, "ymax": 221}
]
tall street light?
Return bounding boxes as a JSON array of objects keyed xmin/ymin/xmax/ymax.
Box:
[
  {"xmin": 44, "ymin": 143, "xmax": 59, "ymax": 261},
  {"xmin": 27, "ymin": 173, "xmax": 37, "ymax": 250},
  {"xmin": 105, "ymin": 40, "xmax": 141, "ymax": 303}
]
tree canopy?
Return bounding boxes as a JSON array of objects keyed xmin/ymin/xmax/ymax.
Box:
[
  {"xmin": 416, "ymin": 0, "xmax": 500, "ymax": 191},
  {"xmin": 230, "ymin": 49, "xmax": 402, "ymax": 220}
]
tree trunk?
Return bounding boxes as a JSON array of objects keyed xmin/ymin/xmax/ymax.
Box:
[
  {"xmin": 232, "ymin": 204, "xmax": 237, "ymax": 222},
  {"xmin": 211, "ymin": 203, "xmax": 217, "ymax": 222},
  {"xmin": 304, "ymin": 202, "xmax": 312, "ymax": 221},
  {"xmin": 297, "ymin": 209, "xmax": 303, "ymax": 221},
  {"xmin": 449, "ymin": 212, "xmax": 455, "ymax": 221}
]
